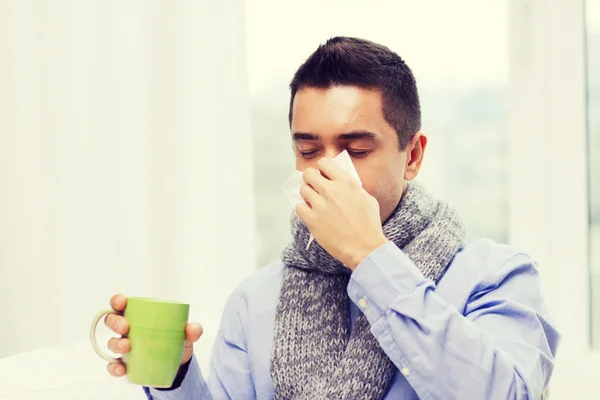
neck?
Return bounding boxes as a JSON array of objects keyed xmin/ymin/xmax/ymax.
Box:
[{"xmin": 380, "ymin": 180, "xmax": 408, "ymax": 224}]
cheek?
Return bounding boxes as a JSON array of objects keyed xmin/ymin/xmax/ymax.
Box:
[
  {"xmin": 357, "ymin": 162, "xmax": 404, "ymax": 209},
  {"xmin": 295, "ymin": 156, "xmax": 313, "ymax": 171},
  {"xmin": 358, "ymin": 169, "xmax": 390, "ymax": 199},
  {"xmin": 362, "ymin": 177, "xmax": 396, "ymax": 201}
]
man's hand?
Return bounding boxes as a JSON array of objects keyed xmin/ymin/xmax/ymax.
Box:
[
  {"xmin": 104, "ymin": 294, "xmax": 203, "ymax": 378},
  {"xmin": 297, "ymin": 157, "xmax": 388, "ymax": 270}
]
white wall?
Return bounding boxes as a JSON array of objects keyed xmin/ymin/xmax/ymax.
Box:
[{"xmin": 0, "ymin": 0, "xmax": 255, "ymax": 366}]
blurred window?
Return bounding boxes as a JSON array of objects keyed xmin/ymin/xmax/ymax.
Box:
[
  {"xmin": 586, "ymin": 0, "xmax": 600, "ymax": 349},
  {"xmin": 246, "ymin": 0, "xmax": 509, "ymax": 267}
]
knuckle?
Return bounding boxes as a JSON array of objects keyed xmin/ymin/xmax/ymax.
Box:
[
  {"xmin": 302, "ymin": 168, "xmax": 314, "ymax": 180},
  {"xmin": 107, "ymin": 337, "xmax": 116, "ymax": 351},
  {"xmin": 295, "ymin": 203, "xmax": 308, "ymax": 218},
  {"xmin": 342, "ymin": 175, "xmax": 355, "ymax": 185},
  {"xmin": 105, "ymin": 314, "xmax": 128, "ymax": 334},
  {"xmin": 110, "ymin": 294, "xmax": 123, "ymax": 310},
  {"xmin": 119, "ymin": 339, "xmax": 130, "ymax": 352},
  {"xmin": 109, "ymin": 294, "xmax": 118, "ymax": 308},
  {"xmin": 107, "ymin": 363, "xmax": 118, "ymax": 376},
  {"xmin": 324, "ymin": 184, "xmax": 337, "ymax": 196},
  {"xmin": 109, "ymin": 363, "xmax": 125, "ymax": 377},
  {"xmin": 107, "ymin": 314, "xmax": 118, "ymax": 328},
  {"xmin": 299, "ymin": 185, "xmax": 311, "ymax": 199},
  {"xmin": 108, "ymin": 337, "xmax": 121, "ymax": 352},
  {"xmin": 104, "ymin": 314, "xmax": 115, "ymax": 329}
]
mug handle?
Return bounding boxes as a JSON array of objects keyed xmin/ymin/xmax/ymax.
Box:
[{"xmin": 89, "ymin": 309, "xmax": 121, "ymax": 363}]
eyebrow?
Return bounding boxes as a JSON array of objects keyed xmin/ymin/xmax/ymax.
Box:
[{"xmin": 292, "ymin": 130, "xmax": 378, "ymax": 141}]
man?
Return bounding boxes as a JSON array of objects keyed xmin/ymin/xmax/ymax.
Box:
[{"xmin": 104, "ymin": 37, "xmax": 559, "ymax": 399}]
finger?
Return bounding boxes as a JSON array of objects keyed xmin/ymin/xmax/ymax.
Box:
[
  {"xmin": 107, "ymin": 362, "xmax": 126, "ymax": 377},
  {"xmin": 105, "ymin": 313, "xmax": 130, "ymax": 335},
  {"xmin": 299, "ymin": 184, "xmax": 323, "ymax": 209},
  {"xmin": 110, "ymin": 294, "xmax": 127, "ymax": 312},
  {"xmin": 108, "ymin": 337, "xmax": 130, "ymax": 354},
  {"xmin": 316, "ymin": 157, "xmax": 347, "ymax": 181},
  {"xmin": 302, "ymin": 167, "xmax": 329, "ymax": 193},
  {"xmin": 184, "ymin": 322, "xmax": 204, "ymax": 348},
  {"xmin": 295, "ymin": 202, "xmax": 314, "ymax": 225}
]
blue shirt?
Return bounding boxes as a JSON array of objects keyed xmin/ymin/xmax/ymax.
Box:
[{"xmin": 144, "ymin": 239, "xmax": 560, "ymax": 399}]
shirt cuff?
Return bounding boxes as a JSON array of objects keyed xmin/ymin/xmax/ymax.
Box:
[
  {"xmin": 347, "ymin": 241, "xmax": 433, "ymax": 324},
  {"xmin": 146, "ymin": 355, "xmax": 203, "ymax": 399}
]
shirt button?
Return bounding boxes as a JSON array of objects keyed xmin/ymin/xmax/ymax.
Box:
[
  {"xmin": 358, "ymin": 297, "xmax": 368, "ymax": 309},
  {"xmin": 401, "ymin": 366, "xmax": 410, "ymax": 377}
]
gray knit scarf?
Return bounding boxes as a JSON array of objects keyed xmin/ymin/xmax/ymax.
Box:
[{"xmin": 270, "ymin": 181, "xmax": 466, "ymax": 399}]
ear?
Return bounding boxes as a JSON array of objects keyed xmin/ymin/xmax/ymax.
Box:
[{"xmin": 404, "ymin": 132, "xmax": 427, "ymax": 180}]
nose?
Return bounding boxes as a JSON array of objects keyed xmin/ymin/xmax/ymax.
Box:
[{"xmin": 323, "ymin": 147, "xmax": 341, "ymax": 160}]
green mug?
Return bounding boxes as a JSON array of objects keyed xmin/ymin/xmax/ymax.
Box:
[{"xmin": 90, "ymin": 297, "xmax": 190, "ymax": 388}]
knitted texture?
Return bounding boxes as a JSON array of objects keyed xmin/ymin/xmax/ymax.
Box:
[{"xmin": 270, "ymin": 181, "xmax": 466, "ymax": 399}]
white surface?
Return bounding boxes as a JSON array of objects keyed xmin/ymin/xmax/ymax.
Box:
[
  {"xmin": 0, "ymin": 0, "xmax": 254, "ymax": 360},
  {"xmin": 0, "ymin": 312, "xmax": 220, "ymax": 400},
  {"xmin": 0, "ymin": 341, "xmax": 146, "ymax": 400}
]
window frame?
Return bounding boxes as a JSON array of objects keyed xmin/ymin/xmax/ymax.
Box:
[{"xmin": 508, "ymin": 0, "xmax": 599, "ymax": 395}]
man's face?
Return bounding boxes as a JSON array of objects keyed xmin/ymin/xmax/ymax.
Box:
[{"xmin": 290, "ymin": 85, "xmax": 426, "ymax": 223}]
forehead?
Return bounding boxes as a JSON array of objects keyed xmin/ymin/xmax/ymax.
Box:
[{"xmin": 291, "ymin": 86, "xmax": 393, "ymax": 138}]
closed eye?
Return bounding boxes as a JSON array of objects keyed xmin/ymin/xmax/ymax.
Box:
[
  {"xmin": 348, "ymin": 150, "xmax": 370, "ymax": 158},
  {"xmin": 300, "ymin": 150, "xmax": 319, "ymax": 159}
]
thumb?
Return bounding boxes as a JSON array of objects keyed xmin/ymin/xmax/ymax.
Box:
[
  {"xmin": 185, "ymin": 322, "xmax": 203, "ymax": 346},
  {"xmin": 181, "ymin": 322, "xmax": 203, "ymax": 365}
]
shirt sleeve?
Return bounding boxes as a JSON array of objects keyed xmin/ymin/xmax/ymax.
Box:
[
  {"xmin": 144, "ymin": 287, "xmax": 255, "ymax": 400},
  {"xmin": 144, "ymin": 355, "xmax": 211, "ymax": 400},
  {"xmin": 347, "ymin": 241, "xmax": 560, "ymax": 400}
]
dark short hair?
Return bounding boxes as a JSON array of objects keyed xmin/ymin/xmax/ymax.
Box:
[{"xmin": 288, "ymin": 36, "xmax": 421, "ymax": 149}]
